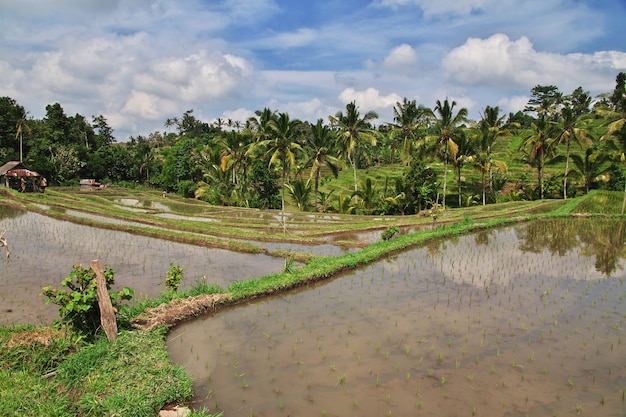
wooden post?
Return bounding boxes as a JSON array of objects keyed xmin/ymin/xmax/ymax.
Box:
[{"xmin": 91, "ymin": 259, "xmax": 118, "ymax": 342}]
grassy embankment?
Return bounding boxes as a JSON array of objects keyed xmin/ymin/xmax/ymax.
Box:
[{"xmin": 0, "ymin": 188, "xmax": 624, "ymax": 416}]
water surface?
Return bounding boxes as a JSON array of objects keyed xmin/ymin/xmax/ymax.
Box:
[{"xmin": 168, "ymin": 219, "xmax": 626, "ymax": 417}]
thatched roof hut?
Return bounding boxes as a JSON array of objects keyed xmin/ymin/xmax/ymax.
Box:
[{"xmin": 0, "ymin": 161, "xmax": 41, "ymax": 191}]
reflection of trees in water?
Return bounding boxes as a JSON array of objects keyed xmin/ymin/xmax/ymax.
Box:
[
  {"xmin": 517, "ymin": 218, "xmax": 626, "ymax": 276},
  {"xmin": 474, "ymin": 229, "xmax": 493, "ymax": 246},
  {"xmin": 579, "ymin": 221, "xmax": 626, "ymax": 277},
  {"xmin": 0, "ymin": 205, "xmax": 26, "ymax": 220}
]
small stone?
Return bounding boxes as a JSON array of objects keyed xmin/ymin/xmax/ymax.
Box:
[{"xmin": 159, "ymin": 405, "xmax": 191, "ymax": 417}]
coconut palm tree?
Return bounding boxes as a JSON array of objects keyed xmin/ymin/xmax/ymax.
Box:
[
  {"xmin": 213, "ymin": 130, "xmax": 254, "ymax": 186},
  {"xmin": 520, "ymin": 115, "xmax": 557, "ymax": 199},
  {"xmin": 254, "ymin": 112, "xmax": 303, "ymax": 232},
  {"xmin": 352, "ymin": 177, "xmax": 378, "ymax": 214},
  {"xmin": 570, "ymin": 141, "xmax": 611, "ymax": 193},
  {"xmin": 300, "ymin": 120, "xmax": 343, "ymax": 211},
  {"xmin": 600, "ymin": 72, "xmax": 626, "ymax": 212},
  {"xmin": 388, "ymin": 98, "xmax": 431, "ymax": 165},
  {"xmin": 555, "ymin": 105, "xmax": 592, "ymax": 199},
  {"xmin": 451, "ymin": 130, "xmax": 475, "ymax": 207},
  {"xmin": 329, "ymin": 101, "xmax": 379, "ymax": 195},
  {"xmin": 474, "ymin": 105, "xmax": 511, "ymax": 205},
  {"xmin": 427, "ymin": 99, "xmax": 468, "ymax": 207}
]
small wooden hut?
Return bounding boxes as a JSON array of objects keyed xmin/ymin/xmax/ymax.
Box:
[{"xmin": 0, "ymin": 161, "xmax": 41, "ymax": 192}]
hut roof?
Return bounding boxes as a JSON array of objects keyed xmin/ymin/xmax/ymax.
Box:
[{"xmin": 0, "ymin": 161, "xmax": 40, "ymax": 177}]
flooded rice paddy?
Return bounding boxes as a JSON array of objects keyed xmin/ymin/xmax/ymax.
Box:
[
  {"xmin": 0, "ymin": 206, "xmax": 286, "ymax": 326},
  {"xmin": 168, "ymin": 218, "xmax": 626, "ymax": 417}
]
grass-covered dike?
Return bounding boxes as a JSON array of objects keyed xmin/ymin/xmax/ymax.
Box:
[{"xmin": 1, "ymin": 189, "xmax": 624, "ymax": 416}]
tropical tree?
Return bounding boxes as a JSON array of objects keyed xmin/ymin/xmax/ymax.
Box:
[
  {"xmin": 214, "ymin": 130, "xmax": 254, "ymax": 186},
  {"xmin": 388, "ymin": 98, "xmax": 430, "ymax": 164},
  {"xmin": 474, "ymin": 105, "xmax": 511, "ymax": 205},
  {"xmin": 352, "ymin": 177, "xmax": 378, "ymax": 214},
  {"xmin": 554, "ymin": 102, "xmax": 592, "ymax": 199},
  {"xmin": 600, "ymin": 72, "xmax": 626, "ymax": 212},
  {"xmin": 286, "ymin": 177, "xmax": 313, "ymax": 211},
  {"xmin": 570, "ymin": 141, "xmax": 611, "ymax": 193},
  {"xmin": 451, "ymin": 130, "xmax": 475, "ymax": 207},
  {"xmin": 427, "ymin": 99, "xmax": 468, "ymax": 207},
  {"xmin": 520, "ymin": 115, "xmax": 557, "ymax": 199},
  {"xmin": 254, "ymin": 112, "xmax": 303, "ymax": 232},
  {"xmin": 329, "ymin": 101, "xmax": 379, "ymax": 195},
  {"xmin": 248, "ymin": 108, "xmax": 277, "ymax": 142},
  {"xmin": 300, "ymin": 120, "xmax": 342, "ymax": 211}
]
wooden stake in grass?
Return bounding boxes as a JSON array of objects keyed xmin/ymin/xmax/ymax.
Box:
[{"xmin": 91, "ymin": 259, "xmax": 118, "ymax": 342}]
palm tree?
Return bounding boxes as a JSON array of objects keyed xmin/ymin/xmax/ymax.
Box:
[
  {"xmin": 248, "ymin": 108, "xmax": 277, "ymax": 141},
  {"xmin": 213, "ymin": 130, "xmax": 254, "ymax": 186},
  {"xmin": 286, "ymin": 178, "xmax": 312, "ymax": 211},
  {"xmin": 301, "ymin": 120, "xmax": 342, "ymax": 211},
  {"xmin": 255, "ymin": 112, "xmax": 303, "ymax": 232},
  {"xmin": 600, "ymin": 72, "xmax": 626, "ymax": 212},
  {"xmin": 352, "ymin": 178, "xmax": 378, "ymax": 214},
  {"xmin": 329, "ymin": 101, "xmax": 379, "ymax": 195},
  {"xmin": 474, "ymin": 105, "xmax": 511, "ymax": 205},
  {"xmin": 388, "ymin": 98, "xmax": 431, "ymax": 165},
  {"xmin": 570, "ymin": 142, "xmax": 611, "ymax": 193},
  {"xmin": 520, "ymin": 115, "xmax": 556, "ymax": 199},
  {"xmin": 427, "ymin": 99, "xmax": 468, "ymax": 207},
  {"xmin": 139, "ymin": 148, "xmax": 157, "ymax": 183},
  {"xmin": 15, "ymin": 111, "xmax": 30, "ymax": 162},
  {"xmin": 555, "ymin": 105, "xmax": 592, "ymax": 199},
  {"xmin": 451, "ymin": 130, "xmax": 475, "ymax": 207}
]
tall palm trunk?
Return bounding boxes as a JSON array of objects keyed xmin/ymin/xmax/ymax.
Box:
[
  {"xmin": 281, "ymin": 161, "xmax": 286, "ymax": 234},
  {"xmin": 442, "ymin": 143, "xmax": 448, "ymax": 207},
  {"xmin": 563, "ymin": 140, "xmax": 571, "ymax": 199},
  {"xmin": 457, "ymin": 165, "xmax": 462, "ymax": 208},
  {"xmin": 314, "ymin": 166, "xmax": 321, "ymax": 211},
  {"xmin": 482, "ymin": 170, "xmax": 486, "ymax": 206}
]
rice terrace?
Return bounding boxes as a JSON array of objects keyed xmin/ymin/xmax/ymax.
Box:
[
  {"xmin": 1, "ymin": 73, "xmax": 626, "ymax": 416},
  {"xmin": 1, "ymin": 184, "xmax": 626, "ymax": 417}
]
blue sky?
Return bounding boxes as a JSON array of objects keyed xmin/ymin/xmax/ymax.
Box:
[{"xmin": 1, "ymin": 0, "xmax": 625, "ymax": 140}]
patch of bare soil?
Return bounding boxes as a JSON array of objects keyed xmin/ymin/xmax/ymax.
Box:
[
  {"xmin": 5, "ymin": 327, "xmax": 69, "ymax": 348},
  {"xmin": 130, "ymin": 293, "xmax": 232, "ymax": 330}
]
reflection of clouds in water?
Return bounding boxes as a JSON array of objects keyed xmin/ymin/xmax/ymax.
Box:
[
  {"xmin": 0, "ymin": 211, "xmax": 285, "ymax": 325},
  {"xmin": 431, "ymin": 227, "xmax": 610, "ymax": 287}
]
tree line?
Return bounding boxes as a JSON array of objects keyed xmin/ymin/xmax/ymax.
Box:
[{"xmin": 1, "ymin": 72, "xmax": 625, "ymax": 215}]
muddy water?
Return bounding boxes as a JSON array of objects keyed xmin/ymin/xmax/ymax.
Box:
[
  {"xmin": 168, "ymin": 219, "xmax": 626, "ymax": 417},
  {"xmin": 0, "ymin": 207, "xmax": 286, "ymax": 326}
]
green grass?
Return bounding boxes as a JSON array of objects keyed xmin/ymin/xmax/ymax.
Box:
[{"xmin": 0, "ymin": 326, "xmax": 202, "ymax": 417}]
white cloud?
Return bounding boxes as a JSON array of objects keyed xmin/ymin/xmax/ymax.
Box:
[
  {"xmin": 338, "ymin": 87, "xmax": 402, "ymax": 111},
  {"xmin": 270, "ymin": 28, "xmax": 318, "ymax": 49},
  {"xmin": 121, "ymin": 90, "xmax": 170, "ymax": 120},
  {"xmin": 497, "ymin": 95, "xmax": 529, "ymax": 115},
  {"xmin": 443, "ymin": 33, "xmax": 626, "ymax": 93},
  {"xmin": 366, "ymin": 44, "xmax": 419, "ymax": 75}
]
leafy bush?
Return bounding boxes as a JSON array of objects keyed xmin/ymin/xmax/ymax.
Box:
[
  {"xmin": 42, "ymin": 264, "xmax": 134, "ymax": 336},
  {"xmin": 165, "ymin": 262, "xmax": 184, "ymax": 292},
  {"xmin": 381, "ymin": 226, "xmax": 400, "ymax": 241},
  {"xmin": 176, "ymin": 180, "xmax": 197, "ymax": 198}
]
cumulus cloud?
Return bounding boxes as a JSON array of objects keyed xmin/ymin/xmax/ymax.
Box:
[
  {"xmin": 366, "ymin": 44, "xmax": 419, "ymax": 74},
  {"xmin": 338, "ymin": 87, "xmax": 402, "ymax": 111},
  {"xmin": 497, "ymin": 95, "xmax": 529, "ymax": 115},
  {"xmin": 443, "ymin": 33, "xmax": 626, "ymax": 93}
]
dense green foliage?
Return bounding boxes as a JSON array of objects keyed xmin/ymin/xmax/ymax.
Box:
[{"xmin": 2, "ymin": 73, "xmax": 626, "ymax": 214}]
